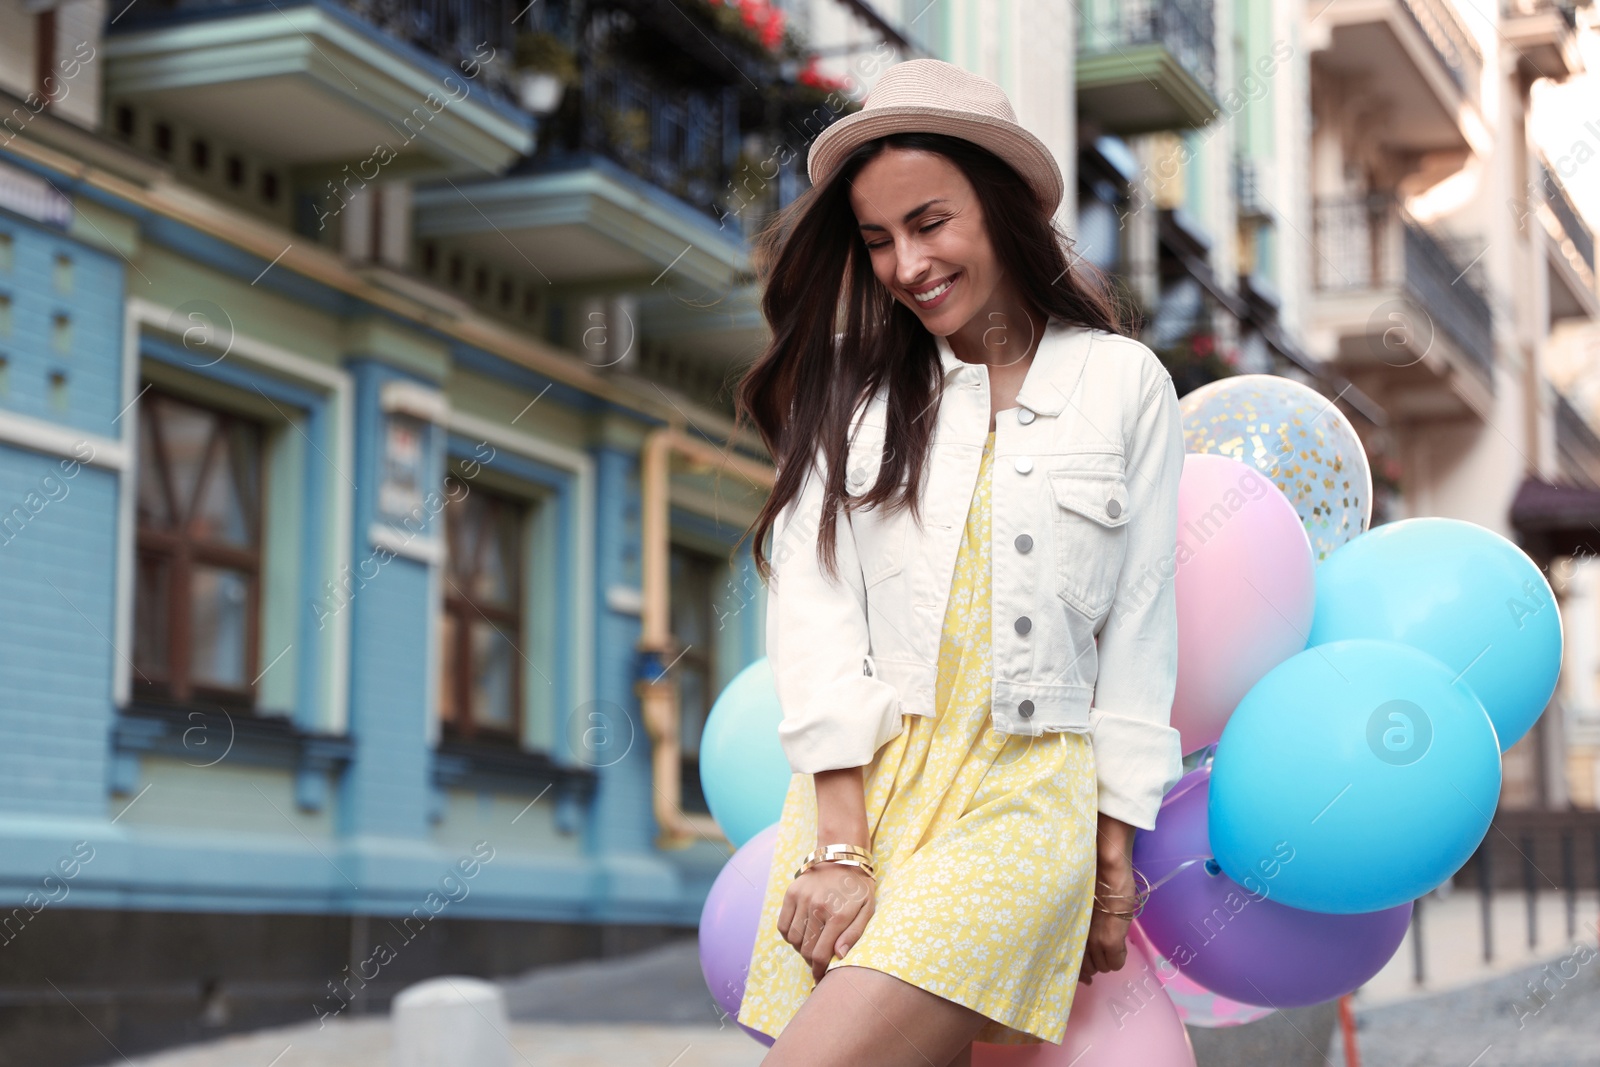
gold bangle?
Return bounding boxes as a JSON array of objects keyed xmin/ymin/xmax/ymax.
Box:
[
  {"xmin": 1092, "ymin": 894, "xmax": 1147, "ymax": 919},
  {"xmin": 794, "ymin": 843, "xmax": 876, "ymax": 881},
  {"xmin": 807, "ymin": 843, "xmax": 873, "ymax": 865},
  {"xmin": 1097, "ymin": 866, "xmax": 1151, "ymax": 897},
  {"xmin": 796, "ymin": 857, "xmax": 877, "ymax": 880}
]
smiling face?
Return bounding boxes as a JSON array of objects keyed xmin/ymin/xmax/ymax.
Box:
[{"xmin": 848, "ymin": 146, "xmax": 1012, "ymax": 340}]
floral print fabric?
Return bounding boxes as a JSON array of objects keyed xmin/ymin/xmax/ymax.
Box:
[{"xmin": 739, "ymin": 430, "xmax": 1099, "ymax": 1046}]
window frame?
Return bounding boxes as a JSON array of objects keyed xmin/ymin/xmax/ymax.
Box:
[
  {"xmin": 132, "ymin": 385, "xmax": 267, "ymax": 710},
  {"xmin": 119, "ymin": 314, "xmax": 354, "ymax": 735},
  {"xmin": 438, "ymin": 477, "xmax": 528, "ymax": 743}
]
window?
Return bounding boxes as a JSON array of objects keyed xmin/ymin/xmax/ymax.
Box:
[
  {"xmin": 439, "ymin": 484, "xmax": 525, "ymax": 740},
  {"xmin": 670, "ymin": 543, "xmax": 721, "ymax": 815},
  {"xmin": 133, "ymin": 389, "xmax": 265, "ymax": 709}
]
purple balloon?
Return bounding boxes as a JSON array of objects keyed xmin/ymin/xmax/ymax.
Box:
[
  {"xmin": 1134, "ymin": 765, "xmax": 1413, "ymax": 1008},
  {"xmin": 699, "ymin": 821, "xmax": 779, "ymax": 1044}
]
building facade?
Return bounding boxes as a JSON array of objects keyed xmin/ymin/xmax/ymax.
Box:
[{"xmin": 0, "ymin": 1, "xmax": 1598, "ymax": 1064}]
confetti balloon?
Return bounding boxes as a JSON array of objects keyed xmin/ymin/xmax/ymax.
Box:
[{"xmin": 1179, "ymin": 375, "xmax": 1372, "ymax": 561}]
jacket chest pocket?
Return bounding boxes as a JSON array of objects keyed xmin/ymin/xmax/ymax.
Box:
[
  {"xmin": 846, "ymin": 426, "xmax": 909, "ymax": 588},
  {"xmin": 1048, "ymin": 465, "xmax": 1130, "ymax": 618}
]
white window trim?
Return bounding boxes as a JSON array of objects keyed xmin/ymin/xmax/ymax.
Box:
[
  {"xmin": 442, "ymin": 406, "xmax": 596, "ymax": 755},
  {"xmin": 116, "ymin": 297, "xmax": 355, "ymax": 733}
]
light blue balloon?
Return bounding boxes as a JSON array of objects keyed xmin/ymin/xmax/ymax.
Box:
[
  {"xmin": 1308, "ymin": 517, "xmax": 1561, "ymax": 751},
  {"xmin": 699, "ymin": 658, "xmax": 793, "ymax": 848},
  {"xmin": 1209, "ymin": 639, "xmax": 1501, "ymax": 914}
]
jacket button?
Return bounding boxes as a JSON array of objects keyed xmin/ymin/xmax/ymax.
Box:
[
  {"xmin": 1014, "ymin": 455, "xmax": 1034, "ymax": 474},
  {"xmin": 1018, "ymin": 699, "xmax": 1035, "ymax": 718},
  {"xmin": 1014, "ymin": 616, "xmax": 1031, "ymax": 635},
  {"xmin": 1107, "ymin": 497, "xmax": 1121, "ymax": 518},
  {"xmin": 1014, "ymin": 533, "xmax": 1033, "ymax": 553},
  {"xmin": 1017, "ymin": 408, "xmax": 1036, "ymax": 425}
]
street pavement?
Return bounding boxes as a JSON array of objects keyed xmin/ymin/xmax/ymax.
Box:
[{"xmin": 97, "ymin": 886, "xmax": 1600, "ymax": 1067}]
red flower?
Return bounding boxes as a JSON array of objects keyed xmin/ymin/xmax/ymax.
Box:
[
  {"xmin": 798, "ymin": 54, "xmax": 849, "ymax": 91},
  {"xmin": 1191, "ymin": 333, "xmax": 1216, "ymax": 357}
]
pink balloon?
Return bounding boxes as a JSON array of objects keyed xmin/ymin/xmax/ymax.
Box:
[
  {"xmin": 973, "ymin": 936, "xmax": 1195, "ymax": 1066},
  {"xmin": 1126, "ymin": 919, "xmax": 1275, "ymax": 1028},
  {"xmin": 1173, "ymin": 453, "xmax": 1315, "ymax": 753}
]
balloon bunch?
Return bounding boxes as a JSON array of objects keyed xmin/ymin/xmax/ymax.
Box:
[
  {"xmin": 1131, "ymin": 375, "xmax": 1562, "ymax": 1015},
  {"xmin": 692, "ymin": 374, "xmax": 1562, "ymax": 1057}
]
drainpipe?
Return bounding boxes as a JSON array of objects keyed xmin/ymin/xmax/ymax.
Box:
[{"xmin": 637, "ymin": 423, "xmax": 775, "ymax": 850}]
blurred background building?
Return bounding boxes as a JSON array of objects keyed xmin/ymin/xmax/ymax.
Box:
[{"xmin": 0, "ymin": 1, "xmax": 1598, "ymax": 1064}]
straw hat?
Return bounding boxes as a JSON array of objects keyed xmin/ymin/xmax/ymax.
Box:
[{"xmin": 807, "ymin": 58, "xmax": 1064, "ymax": 214}]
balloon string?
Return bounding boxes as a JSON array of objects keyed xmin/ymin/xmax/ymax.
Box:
[{"xmin": 1140, "ymin": 854, "xmax": 1212, "ymax": 896}]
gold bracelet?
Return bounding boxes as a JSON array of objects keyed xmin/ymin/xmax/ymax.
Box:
[
  {"xmin": 797, "ymin": 856, "xmax": 877, "ymax": 880},
  {"xmin": 794, "ymin": 843, "xmax": 876, "ymax": 881},
  {"xmin": 1094, "ymin": 868, "xmax": 1151, "ymax": 911},
  {"xmin": 1092, "ymin": 893, "xmax": 1148, "ymax": 919},
  {"xmin": 1097, "ymin": 866, "xmax": 1151, "ymax": 897}
]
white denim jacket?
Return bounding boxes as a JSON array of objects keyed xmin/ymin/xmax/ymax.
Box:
[{"xmin": 765, "ymin": 320, "xmax": 1185, "ymax": 831}]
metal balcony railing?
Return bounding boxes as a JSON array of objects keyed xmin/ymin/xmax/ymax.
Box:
[
  {"xmin": 559, "ymin": 64, "xmax": 739, "ymax": 220},
  {"xmin": 1503, "ymin": 0, "xmax": 1581, "ymax": 30},
  {"xmin": 1083, "ymin": 0, "xmax": 1217, "ymax": 93},
  {"xmin": 130, "ymin": 0, "xmax": 524, "ymax": 93},
  {"xmin": 1400, "ymin": 0, "xmax": 1483, "ymax": 94},
  {"xmin": 1233, "ymin": 155, "xmax": 1271, "ymax": 219},
  {"xmin": 1313, "ymin": 193, "xmax": 1495, "ymax": 382},
  {"xmin": 1539, "ymin": 160, "xmax": 1597, "ymax": 276}
]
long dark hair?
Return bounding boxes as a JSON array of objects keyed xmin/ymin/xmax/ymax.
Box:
[{"xmin": 733, "ymin": 131, "xmax": 1135, "ymax": 585}]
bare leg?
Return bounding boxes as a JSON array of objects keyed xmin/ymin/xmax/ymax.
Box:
[{"xmin": 760, "ymin": 964, "xmax": 990, "ymax": 1067}]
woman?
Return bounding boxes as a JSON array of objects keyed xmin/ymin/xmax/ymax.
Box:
[{"xmin": 731, "ymin": 59, "xmax": 1185, "ymax": 1066}]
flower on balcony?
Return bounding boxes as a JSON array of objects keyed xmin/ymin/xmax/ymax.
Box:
[
  {"xmin": 514, "ymin": 29, "xmax": 580, "ymax": 86},
  {"xmin": 798, "ymin": 55, "xmax": 851, "ymax": 92},
  {"xmin": 719, "ymin": 0, "xmax": 787, "ymax": 51}
]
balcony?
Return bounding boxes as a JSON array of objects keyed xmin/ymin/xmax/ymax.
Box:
[
  {"xmin": 1076, "ymin": 0, "xmax": 1219, "ymax": 134},
  {"xmin": 1309, "ymin": 193, "xmax": 1496, "ymax": 421},
  {"xmin": 104, "ymin": 0, "xmax": 534, "ymax": 176},
  {"xmin": 1537, "ymin": 158, "xmax": 1600, "ymax": 324},
  {"xmin": 1307, "ymin": 0, "xmax": 1489, "ymax": 158},
  {"xmin": 412, "ymin": 62, "xmax": 750, "ymax": 294},
  {"xmin": 1502, "ymin": 0, "xmax": 1586, "ymax": 85}
]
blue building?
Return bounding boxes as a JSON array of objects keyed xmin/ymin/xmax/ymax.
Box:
[{"xmin": 0, "ymin": 1, "xmax": 916, "ymax": 1061}]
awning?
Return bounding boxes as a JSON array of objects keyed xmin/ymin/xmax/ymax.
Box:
[{"xmin": 1510, "ymin": 474, "xmax": 1600, "ymax": 560}]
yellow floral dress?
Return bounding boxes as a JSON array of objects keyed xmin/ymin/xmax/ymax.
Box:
[{"xmin": 738, "ymin": 429, "xmax": 1100, "ymax": 1046}]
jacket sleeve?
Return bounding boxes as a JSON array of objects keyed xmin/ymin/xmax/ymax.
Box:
[
  {"xmin": 1087, "ymin": 360, "xmax": 1187, "ymax": 831},
  {"xmin": 767, "ymin": 442, "xmax": 905, "ymax": 775}
]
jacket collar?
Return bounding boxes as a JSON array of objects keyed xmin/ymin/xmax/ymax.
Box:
[{"xmin": 934, "ymin": 318, "xmax": 1091, "ymax": 417}]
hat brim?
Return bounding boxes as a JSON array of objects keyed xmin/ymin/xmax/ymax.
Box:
[{"xmin": 807, "ymin": 105, "xmax": 1064, "ymax": 215}]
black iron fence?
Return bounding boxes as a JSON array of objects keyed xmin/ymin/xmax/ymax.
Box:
[
  {"xmin": 1407, "ymin": 809, "xmax": 1600, "ymax": 984},
  {"xmin": 568, "ymin": 63, "xmax": 740, "ymax": 220},
  {"xmin": 127, "ymin": 0, "xmax": 525, "ymax": 94},
  {"xmin": 1312, "ymin": 193, "xmax": 1495, "ymax": 383}
]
